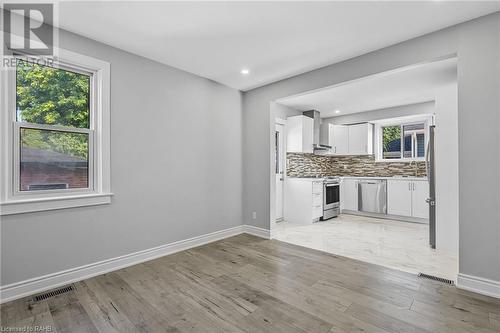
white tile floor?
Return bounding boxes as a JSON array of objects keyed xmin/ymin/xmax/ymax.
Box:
[{"xmin": 273, "ymin": 214, "xmax": 458, "ymax": 281}]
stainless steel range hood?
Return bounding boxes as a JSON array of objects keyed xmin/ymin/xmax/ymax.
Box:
[{"xmin": 303, "ymin": 110, "xmax": 332, "ymax": 150}]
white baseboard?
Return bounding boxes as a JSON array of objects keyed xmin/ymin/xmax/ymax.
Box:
[
  {"xmin": 0, "ymin": 224, "xmax": 270, "ymax": 304},
  {"xmin": 457, "ymin": 273, "xmax": 500, "ymax": 299},
  {"xmin": 242, "ymin": 224, "xmax": 271, "ymax": 239}
]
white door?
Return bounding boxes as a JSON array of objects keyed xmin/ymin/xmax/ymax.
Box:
[
  {"xmin": 387, "ymin": 180, "xmax": 412, "ymax": 216},
  {"xmin": 275, "ymin": 123, "xmax": 285, "ymax": 221},
  {"xmin": 342, "ymin": 179, "xmax": 358, "ymax": 211},
  {"xmin": 332, "ymin": 125, "xmax": 349, "ymax": 155},
  {"xmin": 348, "ymin": 123, "xmax": 367, "ymax": 154},
  {"xmin": 412, "ymin": 181, "xmax": 429, "ymax": 219}
]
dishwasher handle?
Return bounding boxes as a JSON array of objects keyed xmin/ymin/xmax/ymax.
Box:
[{"xmin": 358, "ymin": 180, "xmax": 385, "ymax": 185}]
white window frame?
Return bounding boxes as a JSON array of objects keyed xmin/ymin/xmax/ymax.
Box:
[
  {"xmin": 1, "ymin": 48, "xmax": 112, "ymax": 215},
  {"xmin": 374, "ymin": 116, "xmax": 433, "ymax": 163}
]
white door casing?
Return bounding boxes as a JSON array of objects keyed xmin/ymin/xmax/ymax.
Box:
[{"xmin": 275, "ymin": 122, "xmax": 285, "ymax": 221}]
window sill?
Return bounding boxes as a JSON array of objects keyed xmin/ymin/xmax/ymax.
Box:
[
  {"xmin": 375, "ymin": 158, "xmax": 426, "ymax": 163},
  {"xmin": 0, "ymin": 193, "xmax": 113, "ymax": 216}
]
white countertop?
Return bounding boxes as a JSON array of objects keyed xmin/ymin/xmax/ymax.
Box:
[
  {"xmin": 285, "ymin": 177, "xmax": 325, "ymax": 182},
  {"xmin": 287, "ymin": 176, "xmax": 427, "ymax": 181}
]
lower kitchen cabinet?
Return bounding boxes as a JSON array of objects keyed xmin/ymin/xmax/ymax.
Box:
[
  {"xmin": 387, "ymin": 179, "xmax": 429, "ymax": 219},
  {"xmin": 412, "ymin": 180, "xmax": 429, "ymax": 219},
  {"xmin": 284, "ymin": 179, "xmax": 324, "ymax": 223},
  {"xmin": 387, "ymin": 180, "xmax": 413, "ymax": 216},
  {"xmin": 341, "ymin": 178, "xmax": 358, "ymax": 211}
]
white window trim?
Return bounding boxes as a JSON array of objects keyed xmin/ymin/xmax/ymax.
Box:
[
  {"xmin": 374, "ymin": 116, "xmax": 433, "ymax": 163},
  {"xmin": 0, "ymin": 47, "xmax": 112, "ymax": 215}
]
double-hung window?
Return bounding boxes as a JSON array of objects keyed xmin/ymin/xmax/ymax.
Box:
[
  {"xmin": 1, "ymin": 49, "xmax": 111, "ymax": 215},
  {"xmin": 375, "ymin": 117, "xmax": 432, "ymax": 162}
]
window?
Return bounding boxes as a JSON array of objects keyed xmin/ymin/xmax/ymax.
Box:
[
  {"xmin": 377, "ymin": 118, "xmax": 431, "ymax": 162},
  {"xmin": 1, "ymin": 49, "xmax": 111, "ymax": 215}
]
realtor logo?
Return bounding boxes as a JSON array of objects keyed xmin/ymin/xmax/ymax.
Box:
[{"xmin": 3, "ymin": 3, "xmax": 54, "ymax": 55}]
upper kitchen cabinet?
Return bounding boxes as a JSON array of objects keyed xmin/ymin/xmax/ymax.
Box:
[
  {"xmin": 321, "ymin": 124, "xmax": 349, "ymax": 155},
  {"xmin": 287, "ymin": 115, "xmax": 314, "ymax": 153},
  {"xmin": 348, "ymin": 123, "xmax": 373, "ymax": 155}
]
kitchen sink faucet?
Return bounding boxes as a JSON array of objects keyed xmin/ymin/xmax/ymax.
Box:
[{"xmin": 409, "ymin": 160, "xmax": 419, "ymax": 177}]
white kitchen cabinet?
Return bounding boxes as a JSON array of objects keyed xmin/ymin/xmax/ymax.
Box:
[
  {"xmin": 341, "ymin": 178, "xmax": 358, "ymax": 211},
  {"xmin": 411, "ymin": 180, "xmax": 429, "ymax": 219},
  {"xmin": 348, "ymin": 123, "xmax": 373, "ymax": 155},
  {"xmin": 387, "ymin": 179, "xmax": 429, "ymax": 219},
  {"xmin": 286, "ymin": 115, "xmax": 314, "ymax": 153},
  {"xmin": 387, "ymin": 180, "xmax": 413, "ymax": 216},
  {"xmin": 332, "ymin": 125, "xmax": 349, "ymax": 155},
  {"xmin": 284, "ymin": 179, "xmax": 323, "ymax": 223}
]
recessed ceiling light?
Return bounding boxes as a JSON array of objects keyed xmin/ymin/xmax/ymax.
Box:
[
  {"xmin": 241, "ymin": 68, "xmax": 250, "ymax": 75},
  {"xmin": 335, "ymin": 109, "xmax": 341, "ymax": 114}
]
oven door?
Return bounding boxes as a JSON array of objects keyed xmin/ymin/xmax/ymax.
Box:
[{"xmin": 324, "ymin": 183, "xmax": 340, "ymax": 210}]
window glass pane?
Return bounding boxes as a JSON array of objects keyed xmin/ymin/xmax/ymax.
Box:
[
  {"xmin": 416, "ymin": 133, "xmax": 425, "ymax": 157},
  {"xmin": 403, "ymin": 123, "xmax": 425, "ymax": 159},
  {"xmin": 382, "ymin": 125, "xmax": 401, "ymax": 159},
  {"xmin": 20, "ymin": 128, "xmax": 89, "ymax": 191},
  {"xmin": 403, "ymin": 133, "xmax": 413, "ymax": 158},
  {"xmin": 16, "ymin": 60, "xmax": 90, "ymax": 128}
]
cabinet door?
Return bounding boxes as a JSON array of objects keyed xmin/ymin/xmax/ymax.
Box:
[
  {"xmin": 332, "ymin": 125, "xmax": 349, "ymax": 155},
  {"xmin": 341, "ymin": 179, "xmax": 358, "ymax": 211},
  {"xmin": 301, "ymin": 116, "xmax": 314, "ymax": 153},
  {"xmin": 286, "ymin": 116, "xmax": 313, "ymax": 153},
  {"xmin": 286, "ymin": 116, "xmax": 302, "ymax": 153},
  {"xmin": 412, "ymin": 181, "xmax": 429, "ymax": 219},
  {"xmin": 348, "ymin": 123, "xmax": 373, "ymax": 155},
  {"xmin": 348, "ymin": 124, "xmax": 367, "ymax": 154},
  {"xmin": 387, "ymin": 180, "xmax": 412, "ymax": 216}
]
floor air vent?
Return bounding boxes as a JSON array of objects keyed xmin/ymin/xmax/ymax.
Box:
[
  {"xmin": 33, "ymin": 285, "xmax": 74, "ymax": 302},
  {"xmin": 418, "ymin": 273, "xmax": 454, "ymax": 285}
]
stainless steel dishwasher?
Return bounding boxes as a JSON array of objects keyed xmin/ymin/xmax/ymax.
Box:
[{"xmin": 358, "ymin": 179, "xmax": 387, "ymax": 214}]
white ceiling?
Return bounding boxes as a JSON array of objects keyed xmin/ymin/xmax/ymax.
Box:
[
  {"xmin": 277, "ymin": 57, "xmax": 457, "ymax": 118},
  {"xmin": 55, "ymin": 1, "xmax": 499, "ymax": 91}
]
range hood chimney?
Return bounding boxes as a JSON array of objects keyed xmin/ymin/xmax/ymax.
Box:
[{"xmin": 303, "ymin": 110, "xmax": 331, "ymax": 150}]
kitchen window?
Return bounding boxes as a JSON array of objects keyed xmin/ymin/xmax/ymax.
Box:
[
  {"xmin": 375, "ymin": 118, "xmax": 431, "ymax": 162},
  {"xmin": 1, "ymin": 49, "xmax": 111, "ymax": 215}
]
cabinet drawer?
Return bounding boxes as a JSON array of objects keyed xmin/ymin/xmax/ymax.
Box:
[
  {"xmin": 312, "ymin": 192, "xmax": 322, "ymax": 205},
  {"xmin": 312, "ymin": 205, "xmax": 323, "ymax": 219},
  {"xmin": 312, "ymin": 182, "xmax": 323, "ymax": 194}
]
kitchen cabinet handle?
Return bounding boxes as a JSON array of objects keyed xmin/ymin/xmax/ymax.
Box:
[
  {"xmin": 408, "ymin": 182, "xmax": 411, "ymax": 191},
  {"xmin": 413, "ymin": 182, "xmax": 416, "ymax": 191}
]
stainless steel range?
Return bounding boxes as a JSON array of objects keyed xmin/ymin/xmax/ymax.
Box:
[{"xmin": 322, "ymin": 177, "xmax": 340, "ymax": 220}]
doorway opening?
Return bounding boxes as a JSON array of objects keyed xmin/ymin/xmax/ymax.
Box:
[{"xmin": 269, "ymin": 57, "xmax": 459, "ymax": 281}]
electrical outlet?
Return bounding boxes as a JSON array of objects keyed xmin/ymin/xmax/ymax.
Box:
[{"xmin": 252, "ymin": 212, "xmax": 257, "ymax": 219}]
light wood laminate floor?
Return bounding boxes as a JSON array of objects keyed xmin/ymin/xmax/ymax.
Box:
[
  {"xmin": 274, "ymin": 214, "xmax": 458, "ymax": 280},
  {"xmin": 1, "ymin": 234, "xmax": 498, "ymax": 333}
]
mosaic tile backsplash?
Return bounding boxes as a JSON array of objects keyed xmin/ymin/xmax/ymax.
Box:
[{"xmin": 286, "ymin": 153, "xmax": 427, "ymax": 178}]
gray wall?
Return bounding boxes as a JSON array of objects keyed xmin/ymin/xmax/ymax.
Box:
[
  {"xmin": 272, "ymin": 102, "xmax": 301, "ymax": 120},
  {"xmin": 0, "ymin": 29, "xmax": 243, "ymax": 285},
  {"xmin": 242, "ymin": 13, "xmax": 500, "ymax": 282},
  {"xmin": 322, "ymin": 101, "xmax": 435, "ymax": 125}
]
